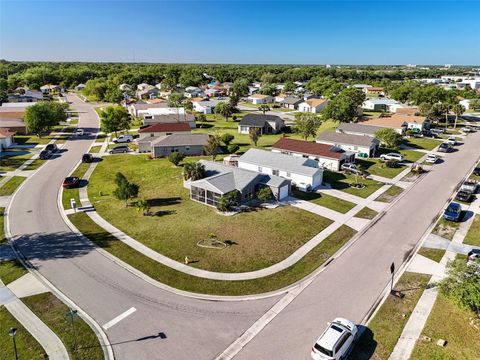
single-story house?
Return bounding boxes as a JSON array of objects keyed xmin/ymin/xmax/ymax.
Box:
[
  {"xmin": 140, "ymin": 113, "xmax": 196, "ymax": 128},
  {"xmin": 275, "ymin": 93, "xmax": 287, "ymax": 102},
  {"xmin": 136, "ymin": 87, "xmax": 159, "ymax": 100},
  {"xmin": 40, "ymin": 84, "xmax": 61, "ymax": 94},
  {"xmin": 137, "ymin": 83, "xmax": 153, "ymax": 91},
  {"xmin": 248, "ymin": 86, "xmax": 259, "ymax": 95},
  {"xmin": 247, "ymin": 94, "xmax": 273, "ymax": 105},
  {"xmin": 363, "ymin": 87, "xmax": 385, "ymax": 96},
  {"xmin": 237, "ymin": 114, "xmax": 284, "ymax": 134},
  {"xmin": 193, "ymin": 99, "xmax": 224, "ymax": 114},
  {"xmin": 298, "ymin": 98, "xmax": 329, "ymax": 113},
  {"xmin": 238, "ymin": 148, "xmax": 323, "ymax": 189},
  {"xmin": 205, "ymin": 88, "xmax": 222, "ymax": 98},
  {"xmin": 150, "ymin": 133, "xmax": 210, "ymax": 158},
  {"xmin": 362, "ymin": 98, "xmax": 398, "ymax": 111},
  {"xmin": 186, "ymin": 160, "xmax": 291, "ymax": 207},
  {"xmin": 75, "ymin": 84, "xmax": 86, "ymax": 91},
  {"xmin": 184, "ymin": 86, "xmax": 204, "ymax": 98},
  {"xmin": 127, "ymin": 102, "xmax": 168, "ymax": 117},
  {"xmin": 336, "ymin": 122, "xmax": 385, "ymax": 138},
  {"xmin": 7, "ymin": 89, "xmax": 44, "ymax": 103},
  {"xmin": 0, "ymin": 117, "xmax": 27, "ymax": 133},
  {"xmin": 361, "ymin": 114, "xmax": 429, "ymax": 132},
  {"xmin": 316, "ymin": 131, "xmax": 380, "ymax": 158},
  {"xmin": 0, "ymin": 129, "xmax": 15, "ymax": 151},
  {"xmin": 271, "ymin": 137, "xmax": 355, "ymax": 171},
  {"xmin": 278, "ymin": 96, "xmax": 303, "ymax": 110},
  {"xmin": 138, "ymin": 123, "xmax": 192, "ymax": 152},
  {"xmin": 358, "ymin": 117, "xmax": 406, "ymax": 134}
]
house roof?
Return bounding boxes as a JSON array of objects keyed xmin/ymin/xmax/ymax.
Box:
[
  {"xmin": 129, "ymin": 103, "xmax": 168, "ymax": 111},
  {"xmin": 0, "ymin": 118, "xmax": 25, "ymax": 127},
  {"xmin": 336, "ymin": 123, "xmax": 382, "ymax": 136},
  {"xmin": 360, "ymin": 114, "xmax": 427, "ymax": 128},
  {"xmin": 146, "ymin": 98, "xmax": 166, "ymax": 104},
  {"xmin": 248, "ymin": 94, "xmax": 271, "ymax": 99},
  {"xmin": 395, "ymin": 107, "xmax": 419, "ymax": 115},
  {"xmin": 304, "ymin": 98, "xmax": 328, "ymax": 107},
  {"xmin": 239, "ymin": 114, "xmax": 283, "ymax": 127},
  {"xmin": 366, "ymin": 87, "xmax": 384, "ymax": 91},
  {"xmin": 280, "ymin": 96, "xmax": 302, "ymax": 105},
  {"xmin": 151, "ymin": 133, "xmax": 210, "ymax": 147},
  {"xmin": 363, "ymin": 98, "xmax": 398, "ymax": 106},
  {"xmin": 316, "ymin": 131, "xmax": 380, "ymax": 147},
  {"xmin": 0, "ymin": 128, "xmax": 15, "ymax": 138},
  {"xmin": 238, "ymin": 148, "xmax": 322, "ymax": 177},
  {"xmin": 271, "ymin": 138, "xmax": 345, "ymax": 160},
  {"xmin": 139, "ymin": 123, "xmax": 191, "ymax": 133}
]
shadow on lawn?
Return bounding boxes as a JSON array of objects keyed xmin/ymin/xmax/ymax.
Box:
[
  {"xmin": 350, "ymin": 326, "xmax": 377, "ymax": 360},
  {"xmin": 147, "ymin": 197, "xmax": 181, "ymax": 207}
]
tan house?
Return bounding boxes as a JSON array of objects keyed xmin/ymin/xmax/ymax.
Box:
[{"xmin": 298, "ymin": 98, "xmax": 329, "ymax": 113}]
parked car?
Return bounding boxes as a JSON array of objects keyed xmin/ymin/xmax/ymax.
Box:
[
  {"xmin": 109, "ymin": 145, "xmax": 129, "ymax": 154},
  {"xmin": 75, "ymin": 128, "xmax": 85, "ymax": 136},
  {"xmin": 443, "ymin": 202, "xmax": 462, "ymax": 222},
  {"xmin": 45, "ymin": 143, "xmax": 58, "ymax": 152},
  {"xmin": 311, "ymin": 318, "xmax": 358, "ymax": 360},
  {"xmin": 112, "ymin": 134, "xmax": 133, "ymax": 143},
  {"xmin": 39, "ymin": 149, "xmax": 52, "ymax": 160},
  {"xmin": 467, "ymin": 249, "xmax": 480, "ymax": 266},
  {"xmin": 82, "ymin": 153, "xmax": 94, "ymax": 163},
  {"xmin": 455, "ymin": 190, "xmax": 473, "ymax": 203},
  {"xmin": 421, "ymin": 130, "xmax": 437, "ymax": 138},
  {"xmin": 460, "ymin": 180, "xmax": 478, "ymax": 193},
  {"xmin": 341, "ymin": 163, "xmax": 362, "ymax": 175},
  {"xmin": 62, "ymin": 176, "xmax": 80, "ymax": 188},
  {"xmin": 380, "ymin": 153, "xmax": 404, "ymax": 162},
  {"xmin": 431, "ymin": 127, "xmax": 446, "ymax": 134},
  {"xmin": 473, "ymin": 166, "xmax": 480, "ymax": 176},
  {"xmin": 461, "ymin": 126, "xmax": 474, "ymax": 133},
  {"xmin": 438, "ymin": 142, "xmax": 453, "ymax": 153},
  {"xmin": 446, "ymin": 136, "xmax": 457, "ymax": 146},
  {"xmin": 425, "ymin": 154, "xmax": 438, "ymax": 164}
]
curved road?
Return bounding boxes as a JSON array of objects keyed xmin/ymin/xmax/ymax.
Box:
[{"xmin": 7, "ymin": 94, "xmax": 480, "ymax": 359}]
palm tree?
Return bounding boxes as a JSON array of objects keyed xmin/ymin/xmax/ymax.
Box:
[
  {"xmin": 183, "ymin": 162, "xmax": 205, "ymax": 181},
  {"xmin": 136, "ymin": 199, "xmax": 151, "ymax": 216},
  {"xmin": 258, "ymin": 104, "xmax": 270, "ymax": 115},
  {"xmin": 215, "ymin": 102, "xmax": 233, "ymax": 122},
  {"xmin": 452, "ymin": 104, "xmax": 465, "ymax": 129}
]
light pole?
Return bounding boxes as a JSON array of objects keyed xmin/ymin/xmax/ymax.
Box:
[
  {"xmin": 8, "ymin": 327, "xmax": 18, "ymax": 360},
  {"xmin": 66, "ymin": 309, "xmax": 78, "ymax": 357}
]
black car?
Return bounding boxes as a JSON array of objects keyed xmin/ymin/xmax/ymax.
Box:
[
  {"xmin": 39, "ymin": 149, "xmax": 52, "ymax": 160},
  {"xmin": 438, "ymin": 143, "xmax": 453, "ymax": 153},
  {"xmin": 422, "ymin": 130, "xmax": 437, "ymax": 138},
  {"xmin": 455, "ymin": 190, "xmax": 473, "ymax": 203},
  {"xmin": 45, "ymin": 143, "xmax": 58, "ymax": 152},
  {"xmin": 108, "ymin": 145, "xmax": 129, "ymax": 154},
  {"xmin": 82, "ymin": 153, "xmax": 94, "ymax": 163},
  {"xmin": 473, "ymin": 166, "xmax": 480, "ymax": 176}
]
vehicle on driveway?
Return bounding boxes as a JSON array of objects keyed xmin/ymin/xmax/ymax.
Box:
[
  {"xmin": 460, "ymin": 180, "xmax": 478, "ymax": 193},
  {"xmin": 82, "ymin": 153, "xmax": 94, "ymax": 163},
  {"xmin": 112, "ymin": 134, "xmax": 133, "ymax": 143},
  {"xmin": 45, "ymin": 143, "xmax": 58, "ymax": 152},
  {"xmin": 109, "ymin": 145, "xmax": 129, "ymax": 154},
  {"xmin": 446, "ymin": 136, "xmax": 457, "ymax": 146},
  {"xmin": 431, "ymin": 127, "xmax": 446, "ymax": 134},
  {"xmin": 62, "ymin": 176, "xmax": 80, "ymax": 188},
  {"xmin": 474, "ymin": 166, "xmax": 480, "ymax": 176},
  {"xmin": 455, "ymin": 190, "xmax": 473, "ymax": 203},
  {"xmin": 425, "ymin": 154, "xmax": 438, "ymax": 164},
  {"xmin": 443, "ymin": 202, "xmax": 462, "ymax": 222},
  {"xmin": 75, "ymin": 128, "xmax": 85, "ymax": 136},
  {"xmin": 421, "ymin": 130, "xmax": 437, "ymax": 138},
  {"xmin": 341, "ymin": 163, "xmax": 363, "ymax": 175},
  {"xmin": 311, "ymin": 318, "xmax": 358, "ymax": 360},
  {"xmin": 438, "ymin": 142, "xmax": 453, "ymax": 153},
  {"xmin": 467, "ymin": 249, "xmax": 480, "ymax": 266},
  {"xmin": 380, "ymin": 153, "xmax": 404, "ymax": 162},
  {"xmin": 39, "ymin": 149, "xmax": 52, "ymax": 160}
]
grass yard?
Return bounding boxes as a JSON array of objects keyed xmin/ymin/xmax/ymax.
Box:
[
  {"xmin": 354, "ymin": 207, "xmax": 378, "ymax": 220},
  {"xmin": 62, "ymin": 162, "xmax": 92, "ymax": 210},
  {"xmin": 0, "ymin": 260, "xmax": 28, "ymax": 285},
  {"xmin": 89, "ymin": 145, "xmax": 102, "ymax": 153},
  {"xmin": 0, "ymin": 208, "xmax": 5, "ymax": 244},
  {"xmin": 292, "ymin": 189, "xmax": 356, "ymax": 214},
  {"xmin": 22, "ymin": 158, "xmax": 46, "ymax": 171},
  {"xmin": 463, "ymin": 214, "xmax": 480, "ymax": 246},
  {"xmin": 357, "ymin": 149, "xmax": 424, "ymax": 179},
  {"xmin": 323, "ymin": 170, "xmax": 384, "ymax": 198},
  {"xmin": 410, "ymin": 294, "xmax": 480, "ymax": 360},
  {"xmin": 375, "ymin": 185, "xmax": 404, "ymax": 203},
  {"xmin": 88, "ymin": 155, "xmax": 332, "ymax": 273},
  {"xmin": 70, "ymin": 211, "xmax": 356, "ymax": 295},
  {"xmin": 0, "ymin": 150, "xmax": 34, "ymax": 171},
  {"xmin": 352, "ymin": 272, "xmax": 431, "ymax": 360},
  {"xmin": 432, "ymin": 217, "xmax": 461, "ymax": 241},
  {"xmin": 23, "ymin": 293, "xmax": 104, "ymax": 360},
  {"xmin": 0, "ymin": 176, "xmax": 26, "ymax": 196},
  {"xmin": 403, "ymin": 137, "xmax": 442, "ymax": 151},
  {"xmin": 0, "ymin": 306, "xmax": 46, "ymax": 359},
  {"xmin": 14, "ymin": 134, "xmax": 53, "ymax": 146},
  {"xmin": 417, "ymin": 248, "xmax": 446, "ymax": 263}
]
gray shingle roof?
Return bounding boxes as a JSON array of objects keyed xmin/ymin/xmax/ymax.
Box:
[
  {"xmin": 152, "ymin": 133, "xmax": 209, "ymax": 147},
  {"xmin": 337, "ymin": 123, "xmax": 383, "ymax": 136},
  {"xmin": 238, "ymin": 148, "xmax": 321, "ymax": 177},
  {"xmin": 239, "ymin": 114, "xmax": 283, "ymax": 127},
  {"xmin": 316, "ymin": 131, "xmax": 380, "ymax": 147},
  {"xmin": 280, "ymin": 96, "xmax": 302, "ymax": 105}
]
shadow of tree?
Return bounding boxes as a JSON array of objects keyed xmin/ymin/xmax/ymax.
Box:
[{"xmin": 146, "ymin": 197, "xmax": 181, "ymax": 207}]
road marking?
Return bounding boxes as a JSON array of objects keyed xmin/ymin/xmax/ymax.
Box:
[{"xmin": 102, "ymin": 307, "xmax": 137, "ymax": 330}]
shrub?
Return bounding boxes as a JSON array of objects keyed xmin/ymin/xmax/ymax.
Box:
[
  {"xmin": 168, "ymin": 152, "xmax": 185, "ymax": 166},
  {"xmin": 220, "ymin": 133, "xmax": 235, "ymax": 146},
  {"xmin": 227, "ymin": 144, "xmax": 239, "ymax": 154},
  {"xmin": 385, "ymin": 159, "xmax": 399, "ymax": 168},
  {"xmin": 256, "ymin": 187, "xmax": 273, "ymax": 202},
  {"xmin": 216, "ymin": 191, "xmax": 239, "ymax": 212}
]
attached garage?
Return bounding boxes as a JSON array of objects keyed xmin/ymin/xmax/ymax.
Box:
[{"xmin": 278, "ymin": 183, "xmax": 290, "ymax": 200}]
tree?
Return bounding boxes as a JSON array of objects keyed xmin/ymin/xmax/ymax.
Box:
[
  {"xmin": 438, "ymin": 259, "xmax": 480, "ymax": 318},
  {"xmin": 24, "ymin": 102, "xmax": 68, "ymax": 136},
  {"xmin": 203, "ymin": 135, "xmax": 219, "ymax": 160},
  {"xmin": 256, "ymin": 187, "xmax": 273, "ymax": 202},
  {"xmin": 113, "ymin": 172, "xmax": 139, "ymax": 207},
  {"xmin": 259, "ymin": 83, "xmax": 276, "ymax": 96},
  {"xmin": 470, "ymin": 99, "xmax": 480, "ymax": 111},
  {"xmin": 220, "ymin": 133, "xmax": 234, "ymax": 146},
  {"xmin": 321, "ymin": 88, "xmax": 365, "ymax": 123},
  {"xmin": 215, "ymin": 102, "xmax": 233, "ymax": 121},
  {"xmin": 182, "ymin": 162, "xmax": 205, "ymax": 181},
  {"xmin": 283, "ymin": 81, "xmax": 296, "ymax": 94},
  {"xmin": 374, "ymin": 128, "xmax": 403, "ymax": 148},
  {"xmin": 227, "ymin": 144, "xmax": 239, "ymax": 154},
  {"xmin": 115, "ymin": 172, "xmax": 128, "ymax": 187},
  {"xmin": 167, "ymin": 92, "xmax": 183, "ymax": 108},
  {"xmin": 249, "ymin": 128, "xmax": 261, "ymax": 146},
  {"xmin": 136, "ymin": 199, "xmax": 151, "ymax": 216},
  {"xmin": 229, "ymin": 93, "xmax": 240, "ymax": 108},
  {"xmin": 216, "ymin": 191, "xmax": 240, "ymax": 212},
  {"xmin": 168, "ymin": 151, "xmax": 185, "ymax": 166},
  {"xmin": 258, "ymin": 104, "xmax": 270, "ymax": 114},
  {"xmin": 99, "ymin": 105, "xmax": 130, "ymax": 137},
  {"xmin": 451, "ymin": 104, "xmax": 465, "ymax": 129},
  {"xmin": 293, "ymin": 113, "xmax": 322, "ymax": 140},
  {"xmin": 231, "ymin": 79, "xmax": 249, "ymax": 97}
]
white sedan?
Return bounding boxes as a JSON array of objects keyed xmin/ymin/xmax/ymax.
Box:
[
  {"xmin": 425, "ymin": 154, "xmax": 438, "ymax": 164},
  {"xmin": 380, "ymin": 153, "xmax": 405, "ymax": 162}
]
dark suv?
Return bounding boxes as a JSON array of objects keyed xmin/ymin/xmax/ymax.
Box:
[
  {"xmin": 45, "ymin": 143, "xmax": 58, "ymax": 152},
  {"xmin": 39, "ymin": 149, "xmax": 52, "ymax": 160},
  {"xmin": 438, "ymin": 142, "xmax": 453, "ymax": 153}
]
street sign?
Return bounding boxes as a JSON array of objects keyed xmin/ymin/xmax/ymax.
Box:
[
  {"xmin": 70, "ymin": 199, "xmax": 77, "ymax": 212},
  {"xmin": 390, "ymin": 262, "xmax": 395, "ymax": 274}
]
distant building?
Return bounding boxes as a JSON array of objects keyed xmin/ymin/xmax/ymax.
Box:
[{"xmin": 238, "ymin": 114, "xmax": 284, "ymax": 134}]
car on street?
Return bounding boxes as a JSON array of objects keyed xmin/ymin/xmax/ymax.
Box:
[
  {"xmin": 82, "ymin": 153, "xmax": 94, "ymax": 163},
  {"xmin": 62, "ymin": 176, "xmax": 80, "ymax": 188},
  {"xmin": 443, "ymin": 202, "xmax": 462, "ymax": 222},
  {"xmin": 75, "ymin": 128, "xmax": 85, "ymax": 136},
  {"xmin": 460, "ymin": 180, "xmax": 478, "ymax": 193},
  {"xmin": 380, "ymin": 153, "xmax": 404, "ymax": 162},
  {"xmin": 467, "ymin": 249, "xmax": 480, "ymax": 266},
  {"xmin": 425, "ymin": 154, "xmax": 438, "ymax": 164},
  {"xmin": 109, "ymin": 145, "xmax": 129, "ymax": 154},
  {"xmin": 461, "ymin": 126, "xmax": 474, "ymax": 133},
  {"xmin": 112, "ymin": 134, "xmax": 133, "ymax": 143},
  {"xmin": 341, "ymin": 163, "xmax": 362, "ymax": 175},
  {"xmin": 45, "ymin": 143, "xmax": 58, "ymax": 152},
  {"xmin": 39, "ymin": 149, "xmax": 52, "ymax": 160},
  {"xmin": 438, "ymin": 142, "xmax": 453, "ymax": 153},
  {"xmin": 474, "ymin": 166, "xmax": 480, "ymax": 176},
  {"xmin": 311, "ymin": 318, "xmax": 358, "ymax": 360},
  {"xmin": 446, "ymin": 136, "xmax": 457, "ymax": 146},
  {"xmin": 455, "ymin": 190, "xmax": 473, "ymax": 203}
]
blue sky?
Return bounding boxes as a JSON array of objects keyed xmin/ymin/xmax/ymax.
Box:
[{"xmin": 1, "ymin": 0, "xmax": 479, "ymax": 64}]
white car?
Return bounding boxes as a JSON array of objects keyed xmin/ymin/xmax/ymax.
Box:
[
  {"xmin": 446, "ymin": 136, "xmax": 457, "ymax": 145},
  {"xmin": 341, "ymin": 163, "xmax": 362, "ymax": 175},
  {"xmin": 380, "ymin": 153, "xmax": 404, "ymax": 162},
  {"xmin": 75, "ymin": 128, "xmax": 84, "ymax": 136},
  {"xmin": 311, "ymin": 318, "xmax": 358, "ymax": 360},
  {"xmin": 113, "ymin": 134, "xmax": 133, "ymax": 143},
  {"xmin": 425, "ymin": 154, "xmax": 438, "ymax": 164},
  {"xmin": 461, "ymin": 126, "xmax": 474, "ymax": 133}
]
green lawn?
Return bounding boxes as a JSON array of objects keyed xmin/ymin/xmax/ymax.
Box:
[
  {"xmin": 14, "ymin": 134, "xmax": 53, "ymax": 146},
  {"xmin": 323, "ymin": 171, "xmax": 384, "ymax": 198},
  {"xmin": 0, "ymin": 306, "xmax": 46, "ymax": 359},
  {"xmin": 410, "ymin": 294, "xmax": 480, "ymax": 360},
  {"xmin": 354, "ymin": 207, "xmax": 378, "ymax": 220},
  {"xmin": 403, "ymin": 137, "xmax": 442, "ymax": 151},
  {"xmin": 375, "ymin": 185, "xmax": 404, "ymax": 203},
  {"xmin": 22, "ymin": 158, "xmax": 46, "ymax": 171},
  {"xmin": 62, "ymin": 162, "xmax": 92, "ymax": 210},
  {"xmin": 0, "ymin": 150, "xmax": 34, "ymax": 171},
  {"xmin": 88, "ymin": 155, "xmax": 332, "ymax": 273},
  {"xmin": 292, "ymin": 189, "xmax": 356, "ymax": 214},
  {"xmin": 463, "ymin": 214, "xmax": 480, "ymax": 246},
  {"xmin": 89, "ymin": 146, "xmax": 102, "ymax": 153},
  {"xmin": 417, "ymin": 248, "xmax": 446, "ymax": 263},
  {"xmin": 0, "ymin": 176, "xmax": 26, "ymax": 196},
  {"xmin": 0, "ymin": 208, "xmax": 5, "ymax": 244},
  {"xmin": 70, "ymin": 211, "xmax": 356, "ymax": 295},
  {"xmin": 432, "ymin": 217, "xmax": 461, "ymax": 241},
  {"xmin": 23, "ymin": 293, "xmax": 104, "ymax": 360},
  {"xmin": 352, "ymin": 272, "xmax": 431, "ymax": 360},
  {"xmin": 0, "ymin": 260, "xmax": 28, "ymax": 285}
]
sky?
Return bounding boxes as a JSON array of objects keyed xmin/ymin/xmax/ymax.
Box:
[{"xmin": 0, "ymin": 0, "xmax": 479, "ymax": 65}]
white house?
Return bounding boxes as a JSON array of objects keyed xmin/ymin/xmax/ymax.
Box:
[
  {"xmin": 316, "ymin": 132, "xmax": 380, "ymax": 158},
  {"xmin": 362, "ymin": 98, "xmax": 398, "ymax": 111},
  {"xmin": 247, "ymin": 94, "xmax": 273, "ymax": 105},
  {"xmin": 298, "ymin": 99, "xmax": 329, "ymax": 113},
  {"xmin": 238, "ymin": 148, "xmax": 323, "ymax": 189},
  {"xmin": 0, "ymin": 129, "xmax": 14, "ymax": 150},
  {"xmin": 192, "ymin": 99, "xmax": 224, "ymax": 114}
]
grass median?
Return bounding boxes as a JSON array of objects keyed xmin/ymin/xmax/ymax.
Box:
[
  {"xmin": 353, "ymin": 207, "xmax": 378, "ymax": 220},
  {"xmin": 463, "ymin": 214, "xmax": 480, "ymax": 246},
  {"xmin": 0, "ymin": 260, "xmax": 28, "ymax": 285},
  {"xmin": 62, "ymin": 162, "xmax": 92, "ymax": 210},
  {"xmin": 375, "ymin": 185, "xmax": 404, "ymax": 203},
  {"xmin": 417, "ymin": 248, "xmax": 446, "ymax": 263},
  {"xmin": 69, "ymin": 211, "xmax": 356, "ymax": 296},
  {"xmin": 0, "ymin": 176, "xmax": 26, "ymax": 196}
]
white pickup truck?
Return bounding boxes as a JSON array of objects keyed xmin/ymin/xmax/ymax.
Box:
[
  {"xmin": 112, "ymin": 134, "xmax": 133, "ymax": 143},
  {"xmin": 460, "ymin": 180, "xmax": 478, "ymax": 193}
]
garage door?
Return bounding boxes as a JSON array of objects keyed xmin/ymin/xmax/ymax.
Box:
[
  {"xmin": 312, "ymin": 173, "xmax": 322, "ymax": 188},
  {"xmin": 278, "ymin": 185, "xmax": 290, "ymax": 200}
]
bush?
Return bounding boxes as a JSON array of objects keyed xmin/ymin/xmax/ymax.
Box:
[
  {"xmin": 385, "ymin": 159, "xmax": 399, "ymax": 168},
  {"xmin": 216, "ymin": 191, "xmax": 239, "ymax": 212},
  {"xmin": 256, "ymin": 187, "xmax": 273, "ymax": 202},
  {"xmin": 220, "ymin": 133, "xmax": 235, "ymax": 146},
  {"xmin": 168, "ymin": 152, "xmax": 185, "ymax": 166},
  {"xmin": 227, "ymin": 144, "xmax": 239, "ymax": 154}
]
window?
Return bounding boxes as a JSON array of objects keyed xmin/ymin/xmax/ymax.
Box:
[
  {"xmin": 166, "ymin": 132, "xmax": 172, "ymax": 135},
  {"xmin": 272, "ymin": 169, "xmax": 279, "ymax": 176},
  {"xmin": 258, "ymin": 166, "xmax": 263, "ymax": 172},
  {"xmin": 185, "ymin": 146, "xmax": 190, "ymax": 151},
  {"xmin": 150, "ymin": 133, "xmax": 154, "ymax": 137},
  {"xmin": 191, "ymin": 186, "xmax": 206, "ymax": 203},
  {"xmin": 335, "ymin": 333, "xmax": 352, "ymax": 354}
]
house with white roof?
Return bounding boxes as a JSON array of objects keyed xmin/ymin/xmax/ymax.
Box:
[
  {"xmin": 247, "ymin": 94, "xmax": 273, "ymax": 105},
  {"xmin": 316, "ymin": 131, "xmax": 381, "ymax": 158},
  {"xmin": 362, "ymin": 98, "xmax": 398, "ymax": 111},
  {"xmin": 298, "ymin": 98, "xmax": 329, "ymax": 113}
]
